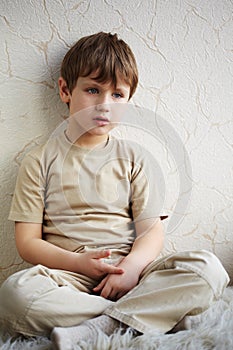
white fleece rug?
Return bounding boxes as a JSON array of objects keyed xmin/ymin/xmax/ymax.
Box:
[{"xmin": 1, "ymin": 287, "xmax": 233, "ymax": 350}]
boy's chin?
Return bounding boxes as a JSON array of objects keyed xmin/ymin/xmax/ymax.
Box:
[{"xmin": 87, "ymin": 124, "xmax": 115, "ymax": 135}]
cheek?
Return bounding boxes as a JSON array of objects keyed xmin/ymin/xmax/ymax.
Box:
[
  {"xmin": 110, "ymin": 102, "xmax": 128, "ymax": 122},
  {"xmin": 70, "ymin": 97, "xmax": 87, "ymax": 115},
  {"xmin": 79, "ymin": 95, "xmax": 97, "ymax": 110}
]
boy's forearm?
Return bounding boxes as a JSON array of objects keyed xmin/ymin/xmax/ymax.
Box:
[
  {"xmin": 20, "ymin": 238, "xmax": 125, "ymax": 279},
  {"xmin": 120, "ymin": 218, "xmax": 164, "ymax": 275},
  {"xmin": 15, "ymin": 223, "xmax": 124, "ymax": 278},
  {"xmin": 15, "ymin": 222, "xmax": 77, "ymax": 271},
  {"xmin": 19, "ymin": 237, "xmax": 79, "ymax": 272}
]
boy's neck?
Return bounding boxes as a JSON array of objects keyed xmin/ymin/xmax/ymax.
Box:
[
  {"xmin": 65, "ymin": 128, "xmax": 109, "ymax": 149},
  {"xmin": 74, "ymin": 133, "xmax": 109, "ymax": 149}
]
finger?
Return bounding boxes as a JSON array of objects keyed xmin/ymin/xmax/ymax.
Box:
[
  {"xmin": 92, "ymin": 250, "xmax": 111, "ymax": 260},
  {"xmin": 107, "ymin": 290, "xmax": 117, "ymax": 301},
  {"xmin": 93, "ymin": 284, "xmax": 102, "ymax": 293},
  {"xmin": 102, "ymin": 264, "xmax": 124, "ymax": 275},
  {"xmin": 116, "ymin": 291, "xmax": 126, "ymax": 300},
  {"xmin": 93, "ymin": 276, "xmax": 107, "ymax": 292},
  {"xmin": 108, "ymin": 288, "xmax": 123, "ymax": 301},
  {"xmin": 100, "ymin": 285, "xmax": 112, "ymax": 300}
]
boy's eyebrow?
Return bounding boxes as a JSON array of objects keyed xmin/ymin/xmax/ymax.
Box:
[{"xmin": 80, "ymin": 78, "xmax": 129, "ymax": 93}]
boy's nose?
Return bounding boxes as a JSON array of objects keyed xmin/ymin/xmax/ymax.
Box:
[
  {"xmin": 95, "ymin": 95, "xmax": 111, "ymax": 113},
  {"xmin": 95, "ymin": 103, "xmax": 110, "ymax": 113}
]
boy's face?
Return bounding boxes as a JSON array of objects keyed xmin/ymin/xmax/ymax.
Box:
[{"xmin": 59, "ymin": 74, "xmax": 130, "ymax": 140}]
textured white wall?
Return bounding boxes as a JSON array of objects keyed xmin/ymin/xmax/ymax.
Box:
[{"xmin": 0, "ymin": 0, "xmax": 232, "ymax": 284}]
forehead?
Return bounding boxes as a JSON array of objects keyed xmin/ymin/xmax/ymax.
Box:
[{"xmin": 78, "ymin": 74, "xmax": 130, "ymax": 90}]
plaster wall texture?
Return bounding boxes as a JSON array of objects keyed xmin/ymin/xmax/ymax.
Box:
[{"xmin": 0, "ymin": 0, "xmax": 232, "ymax": 285}]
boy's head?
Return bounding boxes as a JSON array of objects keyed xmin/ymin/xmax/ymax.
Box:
[{"xmin": 60, "ymin": 32, "xmax": 138, "ymax": 100}]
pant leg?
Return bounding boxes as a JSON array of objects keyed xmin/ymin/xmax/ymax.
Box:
[
  {"xmin": 105, "ymin": 250, "xmax": 229, "ymax": 334},
  {"xmin": 0, "ymin": 264, "xmax": 112, "ymax": 336}
]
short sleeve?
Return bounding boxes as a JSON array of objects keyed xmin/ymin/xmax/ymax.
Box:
[
  {"xmin": 130, "ymin": 147, "xmax": 164, "ymax": 222},
  {"xmin": 8, "ymin": 152, "xmax": 45, "ymax": 223}
]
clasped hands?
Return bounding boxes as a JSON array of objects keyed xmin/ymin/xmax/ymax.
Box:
[{"xmin": 77, "ymin": 249, "xmax": 140, "ymax": 301}]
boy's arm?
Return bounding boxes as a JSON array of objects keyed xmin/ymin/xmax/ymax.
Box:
[
  {"xmin": 123, "ymin": 217, "xmax": 164, "ymax": 273},
  {"xmin": 93, "ymin": 217, "xmax": 164, "ymax": 300},
  {"xmin": 15, "ymin": 222, "xmax": 124, "ymax": 279}
]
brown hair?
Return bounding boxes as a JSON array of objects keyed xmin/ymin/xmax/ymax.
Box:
[{"xmin": 60, "ymin": 32, "xmax": 138, "ymax": 100}]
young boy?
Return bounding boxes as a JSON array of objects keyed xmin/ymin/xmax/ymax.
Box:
[{"xmin": 0, "ymin": 32, "xmax": 229, "ymax": 349}]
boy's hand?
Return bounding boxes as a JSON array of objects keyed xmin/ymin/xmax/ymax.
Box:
[
  {"xmin": 76, "ymin": 250, "xmax": 124, "ymax": 280},
  {"xmin": 93, "ymin": 257, "xmax": 140, "ymax": 301}
]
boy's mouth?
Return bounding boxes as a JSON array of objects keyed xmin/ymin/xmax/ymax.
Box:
[{"xmin": 93, "ymin": 116, "xmax": 110, "ymax": 126}]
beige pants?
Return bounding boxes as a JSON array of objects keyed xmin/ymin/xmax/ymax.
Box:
[{"xmin": 0, "ymin": 250, "xmax": 229, "ymax": 336}]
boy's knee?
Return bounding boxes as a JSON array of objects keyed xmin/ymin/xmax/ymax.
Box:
[
  {"xmin": 173, "ymin": 250, "xmax": 230, "ymax": 299},
  {"xmin": 0, "ymin": 266, "xmax": 51, "ymax": 334},
  {"xmin": 0, "ymin": 274, "xmax": 29, "ymax": 335},
  {"xmin": 0, "ymin": 270, "xmax": 31, "ymax": 318}
]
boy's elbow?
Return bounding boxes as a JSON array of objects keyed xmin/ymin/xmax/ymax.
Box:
[
  {"xmin": 15, "ymin": 235, "xmax": 33, "ymax": 262},
  {"xmin": 15, "ymin": 222, "xmax": 42, "ymax": 263}
]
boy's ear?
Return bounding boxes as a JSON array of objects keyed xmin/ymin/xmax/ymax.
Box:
[{"xmin": 58, "ymin": 77, "xmax": 71, "ymax": 103}]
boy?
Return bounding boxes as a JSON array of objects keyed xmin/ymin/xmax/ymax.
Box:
[{"xmin": 0, "ymin": 32, "xmax": 229, "ymax": 350}]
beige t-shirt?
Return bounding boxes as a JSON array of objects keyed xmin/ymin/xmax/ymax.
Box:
[{"xmin": 9, "ymin": 132, "xmax": 162, "ymax": 254}]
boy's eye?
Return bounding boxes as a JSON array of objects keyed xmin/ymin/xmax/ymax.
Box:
[
  {"xmin": 87, "ymin": 88, "xmax": 99, "ymax": 94},
  {"xmin": 113, "ymin": 92, "xmax": 123, "ymax": 99}
]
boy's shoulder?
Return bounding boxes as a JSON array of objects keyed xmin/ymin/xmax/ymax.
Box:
[
  {"xmin": 111, "ymin": 136, "xmax": 151, "ymax": 161},
  {"xmin": 111, "ymin": 135, "xmax": 142, "ymax": 150},
  {"xmin": 21, "ymin": 132, "xmax": 65, "ymax": 166},
  {"xmin": 20, "ymin": 143, "xmax": 46, "ymax": 169}
]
